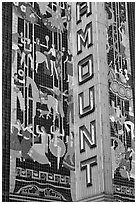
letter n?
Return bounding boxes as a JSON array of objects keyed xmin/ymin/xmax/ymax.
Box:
[{"xmin": 79, "ymin": 120, "xmax": 96, "ymax": 153}]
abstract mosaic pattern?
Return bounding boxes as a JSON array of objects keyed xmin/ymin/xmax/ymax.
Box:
[
  {"xmin": 10, "ymin": 2, "xmax": 74, "ymax": 201},
  {"xmin": 105, "ymin": 2, "xmax": 135, "ymax": 201}
]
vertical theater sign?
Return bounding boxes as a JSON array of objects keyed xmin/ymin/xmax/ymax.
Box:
[
  {"xmin": 72, "ymin": 2, "xmax": 135, "ymax": 201},
  {"xmin": 10, "ymin": 2, "xmax": 75, "ymax": 201},
  {"xmin": 76, "ymin": 3, "xmax": 97, "ymax": 187},
  {"xmin": 72, "ymin": 2, "xmax": 113, "ymax": 201}
]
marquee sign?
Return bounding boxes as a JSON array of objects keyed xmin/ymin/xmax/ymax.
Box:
[{"xmin": 74, "ymin": 2, "xmax": 98, "ymax": 189}]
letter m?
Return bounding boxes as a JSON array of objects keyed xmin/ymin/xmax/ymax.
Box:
[{"xmin": 77, "ymin": 22, "xmax": 93, "ymax": 54}]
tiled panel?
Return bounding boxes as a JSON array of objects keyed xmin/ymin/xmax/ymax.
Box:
[
  {"xmin": 105, "ymin": 2, "xmax": 135, "ymax": 202},
  {"xmin": 10, "ymin": 2, "xmax": 74, "ymax": 201}
]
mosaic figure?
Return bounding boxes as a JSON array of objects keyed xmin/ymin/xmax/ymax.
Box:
[
  {"xmin": 48, "ymin": 44, "xmax": 59, "ymax": 79},
  {"xmin": 65, "ymin": 89, "xmax": 74, "ymax": 124},
  {"xmin": 63, "ymin": 132, "xmax": 75, "ymax": 171},
  {"xmin": 111, "ymin": 137, "xmax": 125, "ymax": 179},
  {"xmin": 10, "ymin": 120, "xmax": 22, "ymax": 193},
  {"xmin": 12, "ymin": 73, "xmax": 25, "ymax": 113},
  {"xmin": 35, "ymin": 38, "xmax": 49, "ymax": 73},
  {"xmin": 12, "ymin": 32, "xmax": 23, "ymax": 63},
  {"xmin": 49, "ymin": 126, "xmax": 66, "ymax": 169},
  {"xmin": 29, "ymin": 125, "xmax": 51, "ymax": 165},
  {"xmin": 20, "ymin": 37, "xmax": 34, "ymax": 70},
  {"xmin": 10, "ymin": 120, "xmax": 22, "ymax": 153},
  {"xmin": 64, "ymin": 49, "xmax": 73, "ymax": 83},
  {"xmin": 20, "ymin": 124, "xmax": 34, "ymax": 161}
]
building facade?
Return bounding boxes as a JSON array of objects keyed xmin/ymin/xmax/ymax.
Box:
[{"xmin": 2, "ymin": 2, "xmax": 135, "ymax": 202}]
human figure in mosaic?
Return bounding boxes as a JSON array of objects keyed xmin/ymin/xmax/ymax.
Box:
[
  {"xmin": 55, "ymin": 50, "xmax": 62, "ymax": 78},
  {"xmin": 63, "ymin": 132, "xmax": 75, "ymax": 171},
  {"xmin": 110, "ymin": 102, "xmax": 126, "ymax": 136},
  {"xmin": 119, "ymin": 24, "xmax": 131, "ymax": 72},
  {"xmin": 64, "ymin": 49, "xmax": 74, "ymax": 85},
  {"xmin": 10, "ymin": 120, "xmax": 22, "ymax": 155},
  {"xmin": 49, "ymin": 126, "xmax": 66, "ymax": 169},
  {"xmin": 119, "ymin": 147, "xmax": 132, "ymax": 180},
  {"xmin": 20, "ymin": 37, "xmax": 34, "ymax": 70},
  {"xmin": 29, "ymin": 125, "xmax": 51, "ymax": 165},
  {"xmin": 111, "ymin": 137, "xmax": 125, "ymax": 179},
  {"xmin": 20, "ymin": 124, "xmax": 34, "ymax": 161},
  {"xmin": 12, "ymin": 73, "xmax": 25, "ymax": 113},
  {"xmin": 12, "ymin": 32, "xmax": 23, "ymax": 63},
  {"xmin": 65, "ymin": 89, "xmax": 74, "ymax": 125},
  {"xmin": 10, "ymin": 120, "xmax": 22, "ymax": 193},
  {"xmin": 35, "ymin": 125, "xmax": 50, "ymax": 154},
  {"xmin": 119, "ymin": 24, "xmax": 129, "ymax": 51},
  {"xmin": 65, "ymin": 4, "xmax": 71, "ymax": 39},
  {"xmin": 48, "ymin": 44, "xmax": 59, "ymax": 79}
]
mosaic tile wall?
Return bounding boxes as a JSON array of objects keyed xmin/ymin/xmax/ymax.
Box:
[
  {"xmin": 10, "ymin": 2, "xmax": 74, "ymax": 201},
  {"xmin": 105, "ymin": 2, "xmax": 135, "ymax": 202},
  {"xmin": 3, "ymin": 2, "xmax": 135, "ymax": 202}
]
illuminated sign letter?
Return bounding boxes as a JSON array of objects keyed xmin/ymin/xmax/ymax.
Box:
[
  {"xmin": 81, "ymin": 156, "xmax": 97, "ymax": 187},
  {"xmin": 79, "ymin": 87, "xmax": 95, "ymax": 118},
  {"xmin": 76, "ymin": 2, "xmax": 92, "ymax": 24},
  {"xmin": 79, "ymin": 121, "xmax": 96, "ymax": 153},
  {"xmin": 78, "ymin": 54, "xmax": 93, "ymax": 85},
  {"xmin": 77, "ymin": 22, "xmax": 93, "ymax": 54}
]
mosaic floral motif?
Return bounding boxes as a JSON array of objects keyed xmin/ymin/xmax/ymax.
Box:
[
  {"xmin": 13, "ymin": 2, "xmax": 71, "ymax": 33},
  {"xmin": 17, "ymin": 184, "xmax": 68, "ymax": 201},
  {"xmin": 105, "ymin": 2, "xmax": 135, "ymax": 198},
  {"xmin": 10, "ymin": 2, "xmax": 74, "ymax": 201}
]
